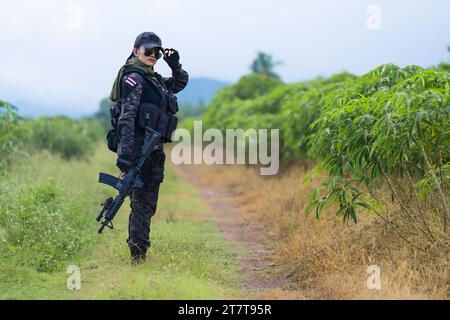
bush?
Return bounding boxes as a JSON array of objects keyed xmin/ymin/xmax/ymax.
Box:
[
  {"xmin": 0, "ymin": 179, "xmax": 88, "ymax": 272},
  {"xmin": 201, "ymin": 72, "xmax": 355, "ymax": 163},
  {"xmin": 311, "ymin": 64, "xmax": 449, "ymax": 185},
  {"xmin": 1, "ymin": 103, "xmax": 104, "ymax": 162},
  {"xmin": 0, "ymin": 101, "xmax": 109, "ymax": 275},
  {"xmin": 307, "ymin": 64, "xmax": 450, "ymax": 229},
  {"xmin": 203, "ymin": 73, "xmax": 283, "ymax": 130},
  {"xmin": 27, "ymin": 116, "xmax": 103, "ymax": 160},
  {"xmin": 0, "ymin": 143, "xmax": 113, "ymax": 274},
  {"xmin": 0, "ymin": 102, "xmax": 27, "ymax": 162},
  {"xmin": 280, "ymin": 73, "xmax": 356, "ymax": 161},
  {"xmin": 0, "ymin": 167, "xmax": 98, "ymax": 272}
]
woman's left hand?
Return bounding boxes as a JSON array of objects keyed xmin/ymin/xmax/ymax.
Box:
[{"xmin": 163, "ymin": 48, "xmax": 181, "ymax": 69}]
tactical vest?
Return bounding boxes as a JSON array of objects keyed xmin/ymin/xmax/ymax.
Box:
[{"xmin": 107, "ymin": 67, "xmax": 179, "ymax": 153}]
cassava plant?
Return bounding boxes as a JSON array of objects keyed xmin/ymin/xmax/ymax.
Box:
[{"xmin": 306, "ymin": 64, "xmax": 449, "ymax": 246}]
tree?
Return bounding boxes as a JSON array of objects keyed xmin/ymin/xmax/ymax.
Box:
[
  {"xmin": 250, "ymin": 52, "xmax": 283, "ymax": 79},
  {"xmin": 94, "ymin": 98, "xmax": 114, "ymax": 131},
  {"xmin": 436, "ymin": 46, "xmax": 450, "ymax": 72}
]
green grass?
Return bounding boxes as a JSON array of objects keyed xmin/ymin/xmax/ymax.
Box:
[
  {"xmin": 0, "ymin": 145, "xmax": 244, "ymax": 299},
  {"xmin": 0, "ymin": 144, "xmax": 113, "ymax": 298},
  {"xmin": 69, "ymin": 218, "xmax": 242, "ymax": 299}
]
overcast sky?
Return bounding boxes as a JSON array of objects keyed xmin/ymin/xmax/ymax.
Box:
[{"xmin": 1, "ymin": 0, "xmax": 449, "ymax": 116}]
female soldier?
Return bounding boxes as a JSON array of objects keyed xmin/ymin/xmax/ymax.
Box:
[{"xmin": 109, "ymin": 31, "xmax": 188, "ymax": 264}]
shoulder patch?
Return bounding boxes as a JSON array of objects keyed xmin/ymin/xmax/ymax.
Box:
[{"xmin": 124, "ymin": 76, "xmax": 139, "ymax": 88}]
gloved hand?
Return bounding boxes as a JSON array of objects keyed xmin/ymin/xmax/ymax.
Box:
[
  {"xmin": 163, "ymin": 48, "xmax": 181, "ymax": 70},
  {"xmin": 116, "ymin": 155, "xmax": 133, "ymax": 172}
]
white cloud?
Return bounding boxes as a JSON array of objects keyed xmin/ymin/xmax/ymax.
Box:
[{"xmin": 0, "ymin": 0, "xmax": 449, "ymax": 116}]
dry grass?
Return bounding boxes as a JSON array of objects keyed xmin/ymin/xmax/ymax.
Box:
[{"xmin": 181, "ymin": 162, "xmax": 449, "ymax": 299}]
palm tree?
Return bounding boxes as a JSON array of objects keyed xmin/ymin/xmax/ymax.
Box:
[{"xmin": 250, "ymin": 52, "xmax": 283, "ymax": 79}]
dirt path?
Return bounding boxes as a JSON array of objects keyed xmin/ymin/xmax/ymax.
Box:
[{"xmin": 177, "ymin": 165, "xmax": 304, "ymax": 299}]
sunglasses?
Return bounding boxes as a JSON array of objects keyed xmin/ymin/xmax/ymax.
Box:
[{"xmin": 143, "ymin": 47, "xmax": 162, "ymax": 59}]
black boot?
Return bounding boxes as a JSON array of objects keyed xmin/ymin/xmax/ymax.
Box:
[
  {"xmin": 130, "ymin": 251, "xmax": 146, "ymax": 265},
  {"xmin": 129, "ymin": 240, "xmax": 147, "ymax": 265}
]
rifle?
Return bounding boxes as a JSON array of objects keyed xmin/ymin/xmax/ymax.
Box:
[{"xmin": 96, "ymin": 128, "xmax": 162, "ymax": 234}]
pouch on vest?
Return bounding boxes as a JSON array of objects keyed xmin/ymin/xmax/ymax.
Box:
[
  {"xmin": 156, "ymin": 113, "xmax": 169, "ymax": 137},
  {"xmin": 167, "ymin": 93, "xmax": 179, "ymax": 114},
  {"xmin": 165, "ymin": 115, "xmax": 178, "ymax": 142},
  {"xmin": 106, "ymin": 103, "xmax": 121, "ymax": 152},
  {"xmin": 138, "ymin": 103, "xmax": 178, "ymax": 143}
]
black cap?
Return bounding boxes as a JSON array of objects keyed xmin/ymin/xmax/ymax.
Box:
[{"xmin": 134, "ymin": 32, "xmax": 163, "ymax": 51}]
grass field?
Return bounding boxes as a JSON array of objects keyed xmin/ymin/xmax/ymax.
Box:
[
  {"xmin": 0, "ymin": 145, "xmax": 244, "ymax": 299},
  {"xmin": 1, "ymin": 143, "xmax": 447, "ymax": 299}
]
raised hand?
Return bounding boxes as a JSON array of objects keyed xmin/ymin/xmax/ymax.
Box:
[{"xmin": 163, "ymin": 48, "xmax": 181, "ymax": 69}]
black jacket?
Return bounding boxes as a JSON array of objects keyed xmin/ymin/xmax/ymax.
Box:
[{"xmin": 117, "ymin": 66, "xmax": 188, "ymax": 160}]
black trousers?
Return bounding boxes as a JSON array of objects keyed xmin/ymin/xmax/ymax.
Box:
[{"xmin": 126, "ymin": 148, "xmax": 165, "ymax": 254}]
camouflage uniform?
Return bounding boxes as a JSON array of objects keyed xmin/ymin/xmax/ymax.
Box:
[{"xmin": 116, "ymin": 66, "xmax": 188, "ymax": 260}]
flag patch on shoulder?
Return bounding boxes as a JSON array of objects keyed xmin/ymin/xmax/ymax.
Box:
[{"xmin": 124, "ymin": 76, "xmax": 138, "ymax": 88}]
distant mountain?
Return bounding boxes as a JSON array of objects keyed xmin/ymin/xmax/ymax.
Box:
[
  {"xmin": 176, "ymin": 77, "xmax": 230, "ymax": 105},
  {"xmin": 0, "ymin": 77, "xmax": 231, "ymax": 118}
]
